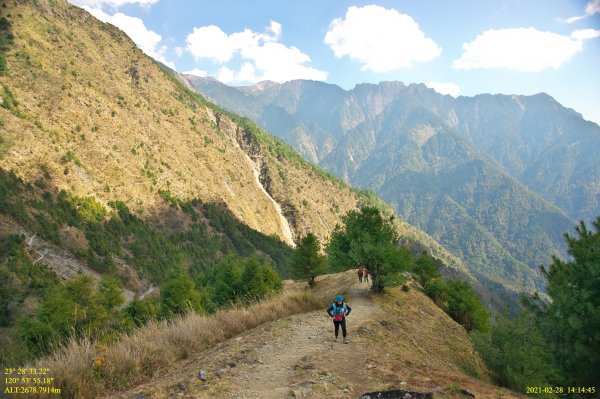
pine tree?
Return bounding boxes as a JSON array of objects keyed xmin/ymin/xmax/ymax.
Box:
[
  {"xmin": 291, "ymin": 233, "xmax": 327, "ymax": 287},
  {"xmin": 529, "ymin": 217, "xmax": 600, "ymax": 388},
  {"xmin": 160, "ymin": 267, "xmax": 203, "ymax": 317},
  {"xmin": 210, "ymin": 256, "xmax": 244, "ymax": 306},
  {"xmin": 472, "ymin": 312, "xmax": 558, "ymax": 390},
  {"xmin": 326, "ymin": 206, "xmax": 402, "ymax": 292},
  {"xmin": 240, "ymin": 256, "xmax": 282, "ymax": 299}
]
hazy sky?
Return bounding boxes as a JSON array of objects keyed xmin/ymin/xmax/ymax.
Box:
[{"xmin": 68, "ymin": 0, "xmax": 600, "ymax": 124}]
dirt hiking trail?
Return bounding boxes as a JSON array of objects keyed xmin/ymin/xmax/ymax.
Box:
[
  {"xmin": 113, "ymin": 278, "xmax": 524, "ymax": 399},
  {"xmin": 116, "ymin": 279, "xmax": 381, "ymax": 399},
  {"xmin": 219, "ymin": 281, "xmax": 380, "ymax": 399}
]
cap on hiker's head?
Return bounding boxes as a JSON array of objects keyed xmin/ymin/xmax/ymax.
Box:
[{"xmin": 336, "ymin": 294, "xmax": 343, "ymax": 302}]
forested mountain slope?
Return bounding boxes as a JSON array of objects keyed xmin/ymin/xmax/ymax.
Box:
[{"xmin": 187, "ymin": 77, "xmax": 591, "ymax": 290}]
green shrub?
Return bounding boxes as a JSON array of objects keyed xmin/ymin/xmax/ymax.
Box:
[
  {"xmin": 124, "ymin": 297, "xmax": 159, "ymax": 327},
  {"xmin": 208, "ymin": 255, "xmax": 282, "ymax": 308},
  {"xmin": 160, "ymin": 267, "xmax": 204, "ymax": 317},
  {"xmin": 0, "ymin": 16, "xmax": 14, "ymax": 76},
  {"xmin": 412, "ymin": 251, "xmax": 441, "ymax": 286},
  {"xmin": 19, "ymin": 275, "xmax": 125, "ymax": 357},
  {"xmin": 425, "ymin": 278, "xmax": 489, "ymax": 333},
  {"xmin": 472, "ymin": 313, "xmax": 558, "ymax": 391}
]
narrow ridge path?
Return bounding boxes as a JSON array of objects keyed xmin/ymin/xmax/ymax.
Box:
[
  {"xmin": 117, "ymin": 278, "xmax": 380, "ymax": 399},
  {"xmin": 223, "ymin": 280, "xmax": 378, "ymax": 398}
]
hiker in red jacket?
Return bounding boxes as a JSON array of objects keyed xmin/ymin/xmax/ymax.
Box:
[
  {"xmin": 363, "ymin": 269, "xmax": 369, "ymax": 282},
  {"xmin": 357, "ymin": 268, "xmax": 364, "ymax": 282},
  {"xmin": 327, "ymin": 294, "xmax": 352, "ymax": 343}
]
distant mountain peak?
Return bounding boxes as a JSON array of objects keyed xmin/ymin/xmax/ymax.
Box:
[{"xmin": 243, "ymin": 79, "xmax": 279, "ymax": 92}]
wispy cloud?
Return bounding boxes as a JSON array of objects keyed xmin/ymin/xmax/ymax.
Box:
[
  {"xmin": 185, "ymin": 21, "xmax": 327, "ymax": 84},
  {"xmin": 453, "ymin": 27, "xmax": 599, "ymax": 72},
  {"xmin": 324, "ymin": 5, "xmax": 441, "ymax": 72},
  {"xmin": 173, "ymin": 47, "xmax": 184, "ymax": 58},
  {"xmin": 563, "ymin": 0, "xmax": 600, "ymax": 23}
]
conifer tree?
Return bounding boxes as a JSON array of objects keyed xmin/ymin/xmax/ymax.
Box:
[
  {"xmin": 160, "ymin": 267, "xmax": 203, "ymax": 317},
  {"xmin": 529, "ymin": 217, "xmax": 600, "ymax": 388},
  {"xmin": 291, "ymin": 233, "xmax": 327, "ymax": 287},
  {"xmin": 326, "ymin": 206, "xmax": 401, "ymax": 292}
]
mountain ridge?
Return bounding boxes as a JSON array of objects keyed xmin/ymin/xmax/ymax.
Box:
[{"xmin": 184, "ymin": 76, "xmax": 597, "ymax": 290}]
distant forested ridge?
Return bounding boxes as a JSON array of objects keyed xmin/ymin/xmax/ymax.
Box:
[{"xmin": 188, "ymin": 77, "xmax": 600, "ymax": 290}]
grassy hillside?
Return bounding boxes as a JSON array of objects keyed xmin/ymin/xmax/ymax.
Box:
[
  {"xmin": 0, "ymin": 168, "xmax": 295, "ymax": 365},
  {"xmin": 0, "ymin": 0, "xmax": 467, "ymax": 271},
  {"xmin": 0, "ymin": 0, "xmax": 351, "ymax": 244}
]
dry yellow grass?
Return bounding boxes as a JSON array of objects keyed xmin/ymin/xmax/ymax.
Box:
[
  {"xmin": 31, "ymin": 272, "xmax": 355, "ymax": 399},
  {"xmin": 99, "ymin": 273, "xmax": 523, "ymax": 399},
  {"xmin": 0, "ymin": 0, "xmax": 361, "ymax": 245}
]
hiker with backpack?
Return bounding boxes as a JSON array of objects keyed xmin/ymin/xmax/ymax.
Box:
[
  {"xmin": 357, "ymin": 268, "xmax": 364, "ymax": 282},
  {"xmin": 363, "ymin": 269, "xmax": 369, "ymax": 282},
  {"xmin": 327, "ymin": 294, "xmax": 352, "ymax": 343}
]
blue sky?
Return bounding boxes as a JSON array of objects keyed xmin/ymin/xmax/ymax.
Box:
[{"xmin": 69, "ymin": 0, "xmax": 600, "ymax": 124}]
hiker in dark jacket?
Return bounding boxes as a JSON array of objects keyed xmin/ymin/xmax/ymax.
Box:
[{"xmin": 327, "ymin": 294, "xmax": 352, "ymax": 343}]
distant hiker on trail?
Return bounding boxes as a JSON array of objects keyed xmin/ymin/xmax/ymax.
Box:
[
  {"xmin": 357, "ymin": 268, "xmax": 364, "ymax": 282},
  {"xmin": 364, "ymin": 269, "xmax": 369, "ymax": 282},
  {"xmin": 327, "ymin": 294, "xmax": 352, "ymax": 343}
]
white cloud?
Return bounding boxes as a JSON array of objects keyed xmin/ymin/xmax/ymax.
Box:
[
  {"xmin": 183, "ymin": 68, "xmax": 207, "ymax": 77},
  {"xmin": 236, "ymin": 62, "xmax": 259, "ymax": 82},
  {"xmin": 585, "ymin": 0, "xmax": 600, "ymax": 15},
  {"xmin": 213, "ymin": 63, "xmax": 259, "ymax": 83},
  {"xmin": 240, "ymin": 42, "xmax": 326, "ymax": 83},
  {"xmin": 186, "ymin": 25, "xmax": 243, "ymax": 63},
  {"xmin": 564, "ymin": 0, "xmax": 600, "ymax": 23},
  {"xmin": 185, "ymin": 22, "xmax": 327, "ymax": 84},
  {"xmin": 571, "ymin": 28, "xmax": 600, "ymax": 40},
  {"xmin": 83, "ymin": 7, "xmax": 175, "ymax": 69},
  {"xmin": 323, "ymin": 5, "xmax": 441, "ymax": 72},
  {"xmin": 452, "ymin": 27, "xmax": 600, "ymax": 72},
  {"xmin": 69, "ymin": 0, "xmax": 158, "ymax": 9},
  {"xmin": 217, "ymin": 66, "xmax": 235, "ymax": 83},
  {"xmin": 267, "ymin": 20, "xmax": 282, "ymax": 40},
  {"xmin": 564, "ymin": 15, "xmax": 586, "ymax": 24},
  {"xmin": 426, "ymin": 82, "xmax": 460, "ymax": 97}
]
